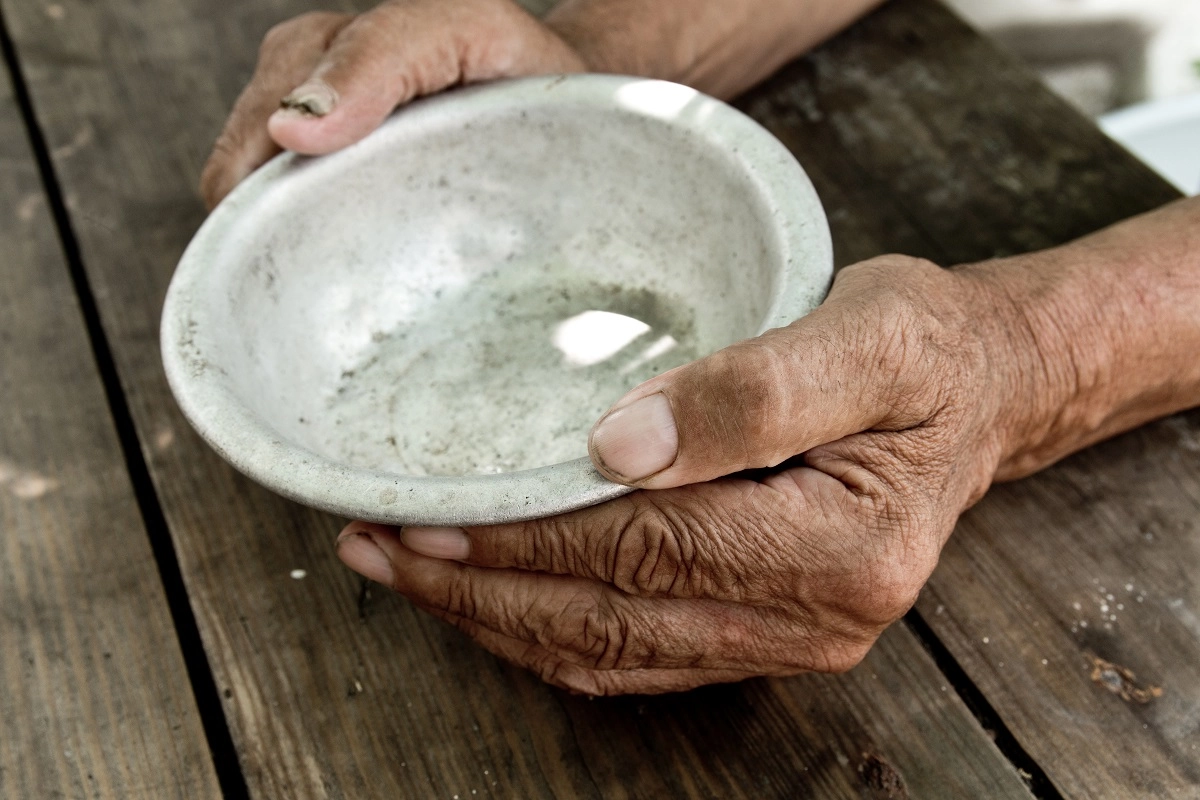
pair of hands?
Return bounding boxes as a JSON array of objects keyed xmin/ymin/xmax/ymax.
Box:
[{"xmin": 203, "ymin": 0, "xmax": 1052, "ymax": 694}]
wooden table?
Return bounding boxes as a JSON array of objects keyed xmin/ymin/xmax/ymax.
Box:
[{"xmin": 2, "ymin": 0, "xmax": 1197, "ymax": 796}]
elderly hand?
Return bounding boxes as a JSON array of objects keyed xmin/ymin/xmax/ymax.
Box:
[
  {"xmin": 199, "ymin": 0, "xmax": 586, "ymax": 208},
  {"xmin": 337, "ymin": 256, "xmax": 1029, "ymax": 694},
  {"xmin": 200, "ymin": 0, "xmax": 883, "ymax": 209}
]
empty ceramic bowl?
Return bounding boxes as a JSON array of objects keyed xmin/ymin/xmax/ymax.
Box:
[{"xmin": 161, "ymin": 74, "xmax": 833, "ymax": 526}]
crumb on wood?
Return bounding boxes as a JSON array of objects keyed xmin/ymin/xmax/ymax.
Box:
[
  {"xmin": 1089, "ymin": 655, "xmax": 1163, "ymax": 704},
  {"xmin": 858, "ymin": 751, "xmax": 909, "ymax": 800}
]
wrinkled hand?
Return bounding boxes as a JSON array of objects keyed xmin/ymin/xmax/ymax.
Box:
[
  {"xmin": 200, "ymin": 0, "xmax": 585, "ymax": 208},
  {"xmin": 338, "ymin": 256, "xmax": 1029, "ymax": 694}
]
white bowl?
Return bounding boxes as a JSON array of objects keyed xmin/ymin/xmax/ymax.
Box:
[{"xmin": 162, "ymin": 75, "xmax": 832, "ymax": 526}]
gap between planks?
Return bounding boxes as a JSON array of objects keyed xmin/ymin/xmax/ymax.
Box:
[
  {"xmin": 904, "ymin": 611, "xmax": 1065, "ymax": 799},
  {"xmin": 0, "ymin": 7, "xmax": 250, "ymax": 799}
]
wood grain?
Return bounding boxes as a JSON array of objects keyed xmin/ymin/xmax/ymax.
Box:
[
  {"xmin": 738, "ymin": 3, "xmax": 1198, "ymax": 797},
  {"xmin": 0, "ymin": 0, "xmax": 1043, "ymax": 796},
  {"xmin": 0, "ymin": 55, "xmax": 219, "ymax": 799}
]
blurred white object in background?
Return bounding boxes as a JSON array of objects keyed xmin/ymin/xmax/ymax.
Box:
[
  {"xmin": 944, "ymin": 0, "xmax": 1199, "ymax": 196},
  {"xmin": 945, "ymin": 0, "xmax": 1200, "ymax": 115},
  {"xmin": 1101, "ymin": 93, "xmax": 1200, "ymax": 195}
]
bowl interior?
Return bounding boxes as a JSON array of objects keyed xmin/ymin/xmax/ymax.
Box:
[{"xmin": 195, "ymin": 82, "xmax": 786, "ymax": 477}]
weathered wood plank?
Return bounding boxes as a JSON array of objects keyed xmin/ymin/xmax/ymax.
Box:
[
  {"xmin": 0, "ymin": 54, "xmax": 219, "ymax": 800},
  {"xmin": 918, "ymin": 424, "xmax": 1200, "ymax": 797},
  {"xmin": 1, "ymin": 0, "xmax": 1038, "ymax": 796},
  {"xmin": 739, "ymin": 3, "xmax": 1199, "ymax": 797}
]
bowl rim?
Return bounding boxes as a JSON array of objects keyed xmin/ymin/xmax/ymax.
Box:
[{"xmin": 161, "ymin": 73, "xmax": 833, "ymax": 526}]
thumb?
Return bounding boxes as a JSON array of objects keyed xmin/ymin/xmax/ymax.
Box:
[
  {"xmin": 266, "ymin": 0, "xmax": 584, "ymax": 156},
  {"xmin": 587, "ymin": 269, "xmax": 933, "ymax": 489}
]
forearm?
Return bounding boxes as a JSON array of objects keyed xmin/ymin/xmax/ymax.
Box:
[
  {"xmin": 544, "ymin": 0, "xmax": 885, "ymax": 98},
  {"xmin": 966, "ymin": 196, "xmax": 1200, "ymax": 480}
]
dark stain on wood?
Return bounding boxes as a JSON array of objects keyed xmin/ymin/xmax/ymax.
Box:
[
  {"xmin": 1089, "ymin": 655, "xmax": 1164, "ymax": 705},
  {"xmin": 859, "ymin": 752, "xmax": 909, "ymax": 799}
]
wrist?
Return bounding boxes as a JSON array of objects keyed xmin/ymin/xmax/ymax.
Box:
[
  {"xmin": 955, "ymin": 197, "xmax": 1200, "ymax": 481},
  {"xmin": 955, "ymin": 255, "xmax": 1096, "ymax": 482},
  {"xmin": 542, "ymin": 1, "xmax": 682, "ymax": 79},
  {"xmin": 543, "ymin": 0, "xmax": 883, "ymax": 98}
]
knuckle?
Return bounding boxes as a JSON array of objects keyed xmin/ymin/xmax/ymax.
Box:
[
  {"xmin": 339, "ymin": 9, "xmax": 398, "ymax": 52},
  {"xmin": 556, "ymin": 594, "xmax": 634, "ymax": 671},
  {"xmin": 839, "ymin": 254, "xmax": 942, "ymax": 290},
  {"xmin": 609, "ymin": 502, "xmax": 682, "ymax": 595},
  {"xmin": 820, "ymin": 641, "xmax": 874, "ymax": 674},
  {"xmin": 605, "ymin": 498, "xmax": 725, "ymax": 598},
  {"xmin": 859, "ymin": 293, "xmax": 932, "ymax": 382},
  {"xmin": 514, "ymin": 518, "xmax": 570, "ymax": 573},
  {"xmin": 441, "ymin": 573, "xmax": 480, "ymax": 619},
  {"xmin": 702, "ymin": 343, "xmax": 793, "ymax": 467},
  {"xmin": 261, "ymin": 12, "xmax": 342, "ymax": 54},
  {"xmin": 855, "ymin": 548, "xmax": 926, "ymax": 627},
  {"xmin": 260, "ymin": 18, "xmax": 300, "ymax": 55},
  {"xmin": 808, "ymin": 511, "xmax": 934, "ymax": 634}
]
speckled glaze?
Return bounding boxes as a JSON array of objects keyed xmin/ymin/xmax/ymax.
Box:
[{"xmin": 161, "ymin": 75, "xmax": 833, "ymax": 526}]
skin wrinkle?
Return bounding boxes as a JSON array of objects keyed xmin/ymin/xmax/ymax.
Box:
[
  {"xmin": 538, "ymin": 585, "xmax": 603, "ymax": 662},
  {"xmin": 605, "ymin": 511, "xmax": 639, "ymax": 591},
  {"xmin": 435, "ymin": 558, "xmax": 820, "ymax": 674},
  {"xmin": 736, "ymin": 345, "xmax": 786, "ymax": 466},
  {"xmin": 448, "ymin": 608, "xmax": 759, "ymax": 694},
  {"xmin": 616, "ymin": 494, "xmax": 697, "ymax": 597},
  {"xmin": 636, "ymin": 520, "xmax": 670, "ymax": 595},
  {"xmin": 412, "ymin": 500, "xmax": 923, "ymax": 677},
  {"xmin": 642, "ymin": 499, "xmax": 692, "ymax": 594},
  {"xmin": 588, "ymin": 595, "xmax": 632, "ymax": 670},
  {"xmin": 446, "ymin": 563, "xmax": 482, "ymax": 621},
  {"xmin": 686, "ymin": 489, "xmax": 761, "ymax": 596},
  {"xmin": 423, "ymin": 598, "xmax": 606, "ymax": 673},
  {"xmin": 541, "ymin": 516, "xmax": 577, "ymax": 575},
  {"xmin": 724, "ymin": 356, "xmax": 757, "ymax": 471},
  {"xmin": 726, "ymin": 491, "xmax": 796, "ymax": 598},
  {"xmin": 652, "ymin": 500, "xmax": 703, "ymax": 595}
]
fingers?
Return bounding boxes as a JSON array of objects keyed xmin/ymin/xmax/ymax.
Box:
[
  {"xmin": 588, "ymin": 256, "xmax": 949, "ymax": 489},
  {"xmin": 390, "ymin": 477, "xmax": 824, "ymax": 602},
  {"xmin": 336, "ymin": 526, "xmax": 825, "ymax": 673},
  {"xmin": 203, "ymin": 0, "xmax": 585, "ymax": 208},
  {"xmin": 267, "ymin": 0, "xmax": 586, "ymax": 156},
  {"xmin": 200, "ymin": 12, "xmax": 352, "ymax": 209},
  {"xmin": 429, "ymin": 608, "xmax": 759, "ymax": 695}
]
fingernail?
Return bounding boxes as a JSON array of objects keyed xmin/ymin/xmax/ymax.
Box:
[
  {"xmin": 279, "ymin": 79, "xmax": 338, "ymax": 116},
  {"xmin": 590, "ymin": 393, "xmax": 678, "ymax": 482},
  {"xmin": 401, "ymin": 527, "xmax": 470, "ymax": 560},
  {"xmin": 337, "ymin": 532, "xmax": 394, "ymax": 585}
]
